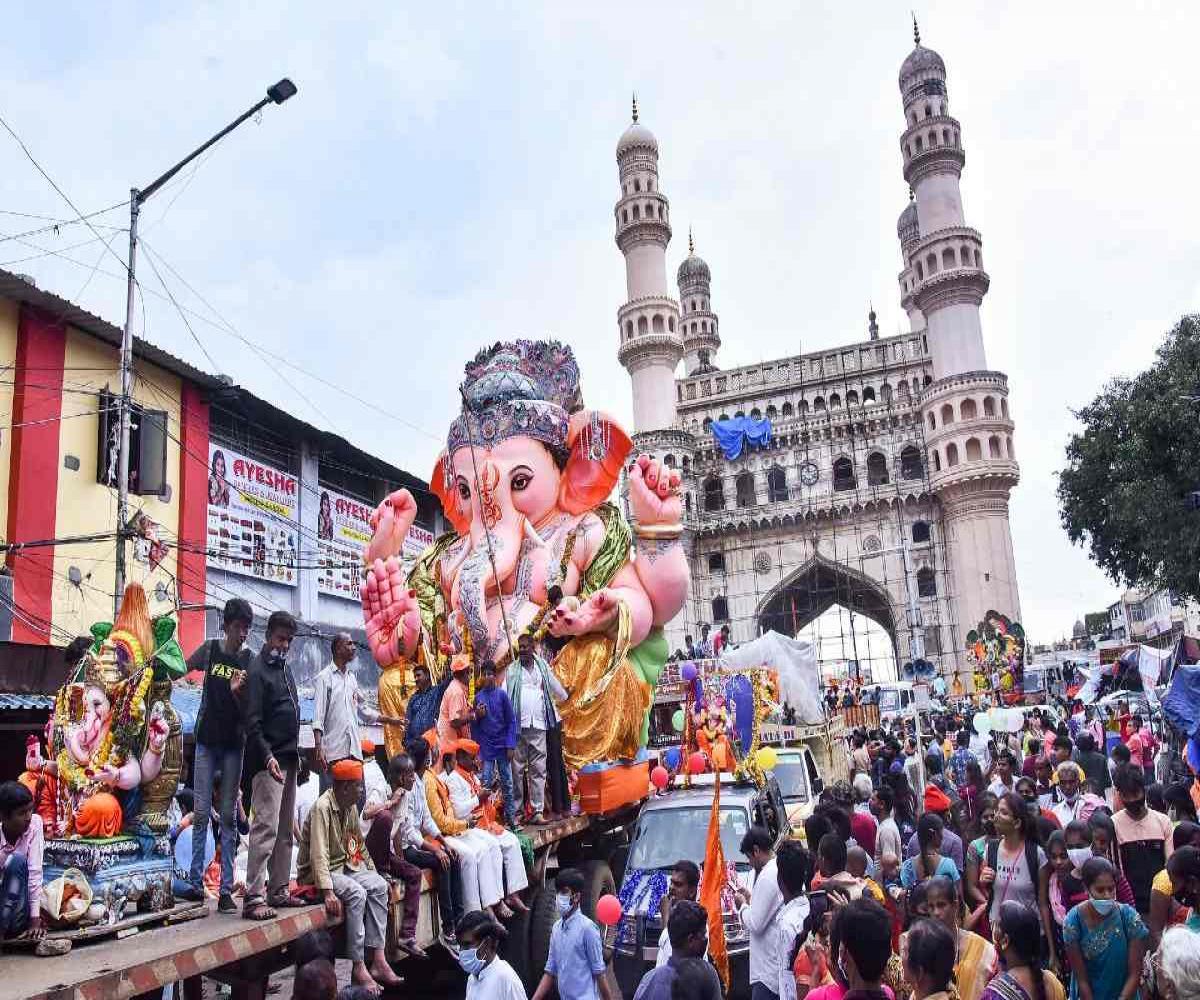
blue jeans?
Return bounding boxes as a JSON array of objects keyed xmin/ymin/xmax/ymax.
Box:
[
  {"xmin": 481, "ymin": 756, "xmax": 516, "ymax": 824},
  {"xmin": 191, "ymin": 742, "xmax": 243, "ymax": 894},
  {"xmin": 0, "ymin": 853, "xmax": 30, "ymax": 937}
]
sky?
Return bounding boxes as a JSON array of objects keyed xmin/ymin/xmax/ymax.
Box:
[{"xmin": 1, "ymin": 2, "xmax": 1197, "ymax": 645}]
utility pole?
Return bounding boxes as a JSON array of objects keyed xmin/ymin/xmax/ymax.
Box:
[{"xmin": 112, "ymin": 78, "xmax": 297, "ymax": 616}]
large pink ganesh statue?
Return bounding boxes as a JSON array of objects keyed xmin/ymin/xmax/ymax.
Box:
[{"xmin": 361, "ymin": 340, "xmax": 689, "ymax": 772}]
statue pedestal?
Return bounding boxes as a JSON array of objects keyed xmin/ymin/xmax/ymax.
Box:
[
  {"xmin": 578, "ymin": 752, "xmax": 651, "ymax": 814},
  {"xmin": 44, "ymin": 833, "xmax": 175, "ymax": 921}
]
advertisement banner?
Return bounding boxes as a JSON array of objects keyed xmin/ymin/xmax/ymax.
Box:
[
  {"xmin": 316, "ymin": 487, "xmax": 436, "ymax": 600},
  {"xmin": 207, "ymin": 444, "xmax": 299, "ymax": 586}
]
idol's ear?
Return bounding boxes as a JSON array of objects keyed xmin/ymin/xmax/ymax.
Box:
[
  {"xmin": 558, "ymin": 411, "xmax": 633, "ymax": 515},
  {"xmin": 430, "ymin": 451, "xmax": 470, "ymax": 536}
]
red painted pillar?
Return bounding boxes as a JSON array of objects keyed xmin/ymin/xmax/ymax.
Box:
[
  {"xmin": 6, "ymin": 306, "xmax": 67, "ymax": 644},
  {"xmin": 177, "ymin": 381, "xmax": 210, "ymax": 652}
]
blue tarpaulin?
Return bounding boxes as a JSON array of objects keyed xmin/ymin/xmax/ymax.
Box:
[
  {"xmin": 711, "ymin": 417, "xmax": 772, "ymax": 460},
  {"xmin": 1163, "ymin": 663, "xmax": 1200, "ymax": 740}
]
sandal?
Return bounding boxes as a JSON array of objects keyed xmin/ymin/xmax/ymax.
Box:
[
  {"xmin": 243, "ymin": 901, "xmax": 277, "ymax": 921},
  {"xmin": 268, "ymin": 893, "xmax": 308, "ymax": 909}
]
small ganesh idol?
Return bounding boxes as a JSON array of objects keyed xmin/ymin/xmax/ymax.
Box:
[
  {"xmin": 38, "ymin": 584, "xmax": 185, "ymax": 837},
  {"xmin": 360, "ymin": 339, "xmax": 690, "ymax": 772}
]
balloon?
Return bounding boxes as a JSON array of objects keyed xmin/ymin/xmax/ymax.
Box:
[
  {"xmin": 650, "ymin": 766, "xmax": 670, "ymax": 790},
  {"xmin": 596, "ymin": 894, "xmax": 622, "ymax": 926},
  {"xmin": 688, "ymin": 751, "xmax": 708, "ymax": 775},
  {"xmin": 663, "ymin": 747, "xmax": 681, "ymax": 771},
  {"xmin": 755, "ymin": 746, "xmax": 778, "ymax": 771},
  {"xmin": 972, "ymin": 712, "xmax": 991, "ymax": 735},
  {"xmin": 671, "ymin": 709, "xmax": 685, "ymax": 732},
  {"xmin": 681, "ymin": 662, "xmax": 698, "ymax": 682},
  {"xmin": 173, "ymin": 825, "xmax": 215, "ymax": 875}
]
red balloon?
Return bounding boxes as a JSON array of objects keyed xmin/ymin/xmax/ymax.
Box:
[
  {"xmin": 596, "ymin": 893, "xmax": 622, "ymax": 926},
  {"xmin": 650, "ymin": 766, "xmax": 670, "ymax": 790},
  {"xmin": 688, "ymin": 751, "xmax": 708, "ymax": 775}
]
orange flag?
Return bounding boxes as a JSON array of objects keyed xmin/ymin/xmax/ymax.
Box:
[{"xmin": 698, "ymin": 774, "xmax": 730, "ymax": 990}]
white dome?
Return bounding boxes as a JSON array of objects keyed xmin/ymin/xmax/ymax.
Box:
[{"xmin": 617, "ymin": 122, "xmax": 658, "ymax": 158}]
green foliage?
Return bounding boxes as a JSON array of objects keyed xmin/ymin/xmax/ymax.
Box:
[{"xmin": 1057, "ymin": 314, "xmax": 1200, "ymax": 601}]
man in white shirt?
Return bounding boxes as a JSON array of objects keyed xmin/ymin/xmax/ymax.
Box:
[
  {"xmin": 507, "ymin": 634, "xmax": 568, "ymax": 825},
  {"xmin": 774, "ymin": 840, "xmax": 811, "ymax": 1000},
  {"xmin": 293, "ymin": 762, "xmax": 319, "ymax": 843},
  {"xmin": 654, "ymin": 860, "xmax": 701, "ymax": 968},
  {"xmin": 870, "ymin": 785, "xmax": 903, "ymax": 867},
  {"xmin": 441, "ymin": 740, "xmax": 529, "ymax": 916},
  {"xmin": 969, "ymin": 722, "xmax": 992, "ymax": 773},
  {"xmin": 987, "ymin": 750, "xmax": 1017, "ymax": 798},
  {"xmin": 734, "ymin": 828, "xmax": 784, "ymax": 1000},
  {"xmin": 358, "ymin": 740, "xmax": 390, "ymax": 835},
  {"xmin": 312, "ymin": 634, "xmax": 378, "ymax": 791}
]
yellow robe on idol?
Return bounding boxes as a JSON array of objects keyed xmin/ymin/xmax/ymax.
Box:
[{"xmin": 377, "ymin": 658, "xmax": 415, "ymax": 760}]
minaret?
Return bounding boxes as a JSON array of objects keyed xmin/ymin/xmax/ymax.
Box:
[
  {"xmin": 678, "ymin": 229, "xmax": 720, "ymax": 374},
  {"xmin": 615, "ymin": 96, "xmax": 683, "ymax": 435},
  {"xmin": 900, "ymin": 23, "xmax": 1023, "ymax": 675},
  {"xmin": 898, "ymin": 16, "xmax": 987, "ymax": 380}
]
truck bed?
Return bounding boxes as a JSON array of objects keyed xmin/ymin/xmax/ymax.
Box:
[{"xmin": 6, "ymin": 903, "xmax": 331, "ymax": 1000}]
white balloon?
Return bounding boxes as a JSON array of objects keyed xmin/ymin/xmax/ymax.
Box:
[{"xmin": 973, "ymin": 712, "xmax": 991, "ymax": 735}]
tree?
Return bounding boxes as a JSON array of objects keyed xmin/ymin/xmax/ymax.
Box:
[{"xmin": 1057, "ymin": 314, "xmax": 1200, "ymax": 602}]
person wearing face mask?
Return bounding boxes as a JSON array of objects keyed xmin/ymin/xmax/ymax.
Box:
[
  {"xmin": 633, "ymin": 899, "xmax": 721, "ymax": 1000},
  {"xmin": 1149, "ymin": 828, "xmax": 1200, "ymax": 948},
  {"xmin": 982, "ymin": 900, "xmax": 1066, "ymax": 1000},
  {"xmin": 1050, "ymin": 764, "xmax": 1101, "ymax": 828},
  {"xmin": 456, "ymin": 910, "xmax": 526, "ymax": 1000},
  {"xmin": 1111, "ymin": 764, "xmax": 1174, "ymax": 916},
  {"xmin": 1085, "ymin": 812, "xmax": 1138, "ymax": 907},
  {"xmin": 966, "ymin": 792, "xmax": 1045, "ymax": 942},
  {"xmin": 531, "ymin": 868, "xmax": 614, "ymax": 1000},
  {"xmin": 1040, "ymin": 828, "xmax": 1092, "ymax": 980},
  {"xmin": 1062, "ymin": 857, "xmax": 1148, "ymax": 1000}
]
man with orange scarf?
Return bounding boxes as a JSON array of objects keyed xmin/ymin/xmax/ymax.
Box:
[{"xmin": 440, "ymin": 739, "xmax": 529, "ymax": 917}]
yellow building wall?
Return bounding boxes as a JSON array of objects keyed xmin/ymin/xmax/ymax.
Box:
[
  {"xmin": 0, "ymin": 298, "xmax": 19, "ymax": 535},
  {"xmin": 52, "ymin": 328, "xmax": 184, "ymax": 635}
]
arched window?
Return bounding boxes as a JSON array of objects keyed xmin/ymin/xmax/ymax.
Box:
[
  {"xmin": 736, "ymin": 471, "xmax": 756, "ymax": 507},
  {"xmin": 767, "ymin": 466, "xmax": 788, "ymax": 502},
  {"xmin": 658, "ymin": 204, "xmax": 664, "ymax": 220},
  {"xmin": 924, "ymin": 375, "xmax": 933, "ymax": 387},
  {"xmin": 682, "ymin": 456, "xmax": 691, "ymax": 470},
  {"xmin": 621, "ymin": 209, "xmax": 628, "ymax": 224},
  {"xmin": 798, "ymin": 400, "xmax": 810, "ymax": 415},
  {"xmin": 719, "ymin": 413, "xmax": 730, "ymax": 421},
  {"xmin": 663, "ymin": 454, "xmax": 676, "ymax": 468},
  {"xmin": 866, "ymin": 452, "xmax": 888, "ymax": 486},
  {"xmin": 916, "ymin": 260, "xmax": 924, "ymax": 280},
  {"xmin": 974, "ymin": 249, "xmax": 983, "ymax": 268},
  {"xmin": 632, "ymin": 204, "xmax": 641, "ymax": 221},
  {"xmin": 926, "ymin": 252, "xmax": 937, "ymax": 274},
  {"xmin": 900, "ymin": 445, "xmax": 923, "ymax": 480},
  {"xmin": 652, "ymin": 314, "xmax": 664, "ymax": 332},
  {"xmin": 781, "ymin": 402, "xmax": 794, "ymax": 417},
  {"xmin": 829, "ymin": 393, "xmax": 841, "ymax": 409},
  {"xmin": 634, "ymin": 178, "xmax": 642, "ymax": 193},
  {"xmin": 704, "ymin": 476, "xmax": 724, "ymax": 511},
  {"xmin": 637, "ymin": 315, "xmax": 648, "ymax": 335},
  {"xmin": 983, "ymin": 396, "xmax": 996, "ymax": 416},
  {"xmin": 766, "ymin": 405, "xmax": 778, "ymax": 418},
  {"xmin": 708, "ymin": 552, "xmax": 725, "ymax": 572},
  {"xmin": 813, "ymin": 396, "xmax": 826, "ymax": 411},
  {"xmin": 1007, "ymin": 436, "xmax": 1015, "ymax": 459},
  {"xmin": 946, "ymin": 442, "xmax": 960, "ymax": 467},
  {"xmin": 942, "ymin": 248, "xmax": 956, "ymax": 270},
  {"xmin": 898, "ymin": 382, "xmax": 910, "ymax": 401},
  {"xmin": 862, "ymin": 387, "xmax": 876, "ymax": 405},
  {"xmin": 912, "ymin": 520, "xmax": 931, "ymax": 543},
  {"xmin": 846, "ymin": 389, "xmax": 859, "ymax": 407},
  {"xmin": 712, "ymin": 596, "xmax": 729, "ymax": 623},
  {"xmin": 940, "ymin": 403, "xmax": 955, "ymax": 425},
  {"xmin": 932, "ymin": 449, "xmax": 941, "ymax": 472},
  {"xmin": 750, "ymin": 407, "xmax": 762, "ymax": 419},
  {"xmin": 988, "ymin": 435, "xmax": 1002, "ymax": 458},
  {"xmin": 927, "ymin": 412, "xmax": 936, "ymax": 431},
  {"xmin": 1001, "ymin": 398, "xmax": 1009, "ymax": 418},
  {"xmin": 960, "ymin": 398, "xmax": 977, "ymax": 420},
  {"xmin": 625, "ymin": 320, "xmax": 634, "ymax": 339},
  {"xmin": 881, "ymin": 383, "xmax": 893, "ymax": 405},
  {"xmin": 965, "ymin": 437, "xmax": 982, "ymax": 461},
  {"xmin": 917, "ymin": 567, "xmax": 936, "ymax": 597},
  {"xmin": 833, "ymin": 456, "xmax": 856, "ymax": 492},
  {"xmin": 702, "ymin": 416, "xmax": 713, "ymax": 432},
  {"xmin": 668, "ymin": 316, "xmax": 675, "ymax": 332}
]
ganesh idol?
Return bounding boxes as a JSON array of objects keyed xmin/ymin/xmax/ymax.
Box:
[
  {"xmin": 361, "ymin": 340, "xmax": 689, "ymax": 770},
  {"xmin": 27, "ymin": 584, "xmax": 185, "ymax": 838}
]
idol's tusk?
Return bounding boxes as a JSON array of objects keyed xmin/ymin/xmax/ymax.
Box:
[{"xmin": 523, "ymin": 518, "xmax": 548, "ymax": 548}]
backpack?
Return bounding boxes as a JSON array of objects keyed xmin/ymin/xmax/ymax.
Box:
[{"xmin": 985, "ymin": 836, "xmax": 1046, "ymax": 958}]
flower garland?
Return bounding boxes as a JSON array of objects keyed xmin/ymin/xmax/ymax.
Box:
[
  {"xmin": 614, "ymin": 868, "xmax": 669, "ymax": 945},
  {"xmin": 53, "ymin": 666, "xmax": 154, "ymax": 794}
]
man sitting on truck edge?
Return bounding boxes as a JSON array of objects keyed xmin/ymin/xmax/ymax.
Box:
[
  {"xmin": 532, "ymin": 868, "xmax": 614, "ymax": 1000},
  {"xmin": 632, "ymin": 899, "xmax": 721, "ymax": 1000},
  {"xmin": 297, "ymin": 757, "xmax": 402, "ymax": 995},
  {"xmin": 0, "ymin": 780, "xmax": 44, "ymax": 942}
]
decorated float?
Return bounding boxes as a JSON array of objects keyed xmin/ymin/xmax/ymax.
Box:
[
  {"xmin": 19, "ymin": 584, "xmax": 185, "ymax": 926},
  {"xmin": 966, "ymin": 609, "xmax": 1027, "ymax": 705}
]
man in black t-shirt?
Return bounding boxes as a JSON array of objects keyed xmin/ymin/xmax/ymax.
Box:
[{"xmin": 178, "ymin": 598, "xmax": 253, "ymax": 910}]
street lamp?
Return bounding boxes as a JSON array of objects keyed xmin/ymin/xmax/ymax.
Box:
[{"xmin": 113, "ymin": 79, "xmax": 298, "ymax": 613}]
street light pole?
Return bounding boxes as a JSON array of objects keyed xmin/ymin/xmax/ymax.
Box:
[{"xmin": 113, "ymin": 78, "xmax": 297, "ymax": 615}]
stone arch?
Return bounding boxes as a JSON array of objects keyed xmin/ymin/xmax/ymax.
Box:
[
  {"xmin": 983, "ymin": 396, "xmax": 996, "ymax": 417},
  {"xmin": 988, "ymin": 435, "xmax": 1001, "ymax": 458},
  {"xmin": 946, "ymin": 442, "xmax": 960, "ymax": 466},
  {"xmin": 965, "ymin": 437, "xmax": 982, "ymax": 461},
  {"xmin": 900, "ymin": 445, "xmax": 923, "ymax": 480},
  {"xmin": 916, "ymin": 566, "xmax": 936, "ymax": 597},
  {"xmin": 703, "ymin": 475, "xmax": 724, "ymax": 511},
  {"xmin": 912, "ymin": 520, "xmax": 931, "ymax": 543},
  {"xmin": 940, "ymin": 403, "xmax": 955, "ymax": 425},
  {"xmin": 781, "ymin": 401, "xmax": 794, "ymax": 417},
  {"xmin": 833, "ymin": 455, "xmax": 856, "ymax": 491},
  {"xmin": 867, "ymin": 451, "xmax": 889, "ymax": 486},
  {"xmin": 960, "ymin": 398, "xmax": 978, "ymax": 420},
  {"xmin": 735, "ymin": 471, "xmax": 756, "ymax": 507}
]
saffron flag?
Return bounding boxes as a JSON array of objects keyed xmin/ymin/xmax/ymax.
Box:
[{"xmin": 698, "ymin": 775, "xmax": 730, "ymax": 990}]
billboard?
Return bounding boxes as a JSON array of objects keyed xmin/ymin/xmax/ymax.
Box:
[
  {"xmin": 206, "ymin": 444, "xmax": 299, "ymax": 586},
  {"xmin": 316, "ymin": 486, "xmax": 436, "ymax": 600}
]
